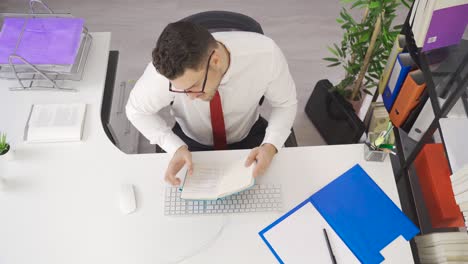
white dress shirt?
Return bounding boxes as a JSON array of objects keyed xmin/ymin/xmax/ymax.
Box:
[{"xmin": 126, "ymin": 31, "xmax": 297, "ymax": 156}]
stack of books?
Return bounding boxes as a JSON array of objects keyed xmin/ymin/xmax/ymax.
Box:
[
  {"xmin": 415, "ymin": 232, "xmax": 468, "ymax": 263},
  {"xmin": 450, "ymin": 164, "xmax": 468, "ymax": 228},
  {"xmin": 409, "ymin": 0, "xmax": 468, "ymax": 51}
]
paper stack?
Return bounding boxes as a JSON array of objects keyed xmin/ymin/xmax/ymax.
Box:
[
  {"xmin": 451, "ymin": 164, "xmax": 468, "ymax": 228},
  {"xmin": 415, "ymin": 232, "xmax": 468, "ymax": 264}
]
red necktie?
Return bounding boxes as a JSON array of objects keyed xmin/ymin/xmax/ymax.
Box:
[{"xmin": 210, "ymin": 90, "xmax": 227, "ymax": 150}]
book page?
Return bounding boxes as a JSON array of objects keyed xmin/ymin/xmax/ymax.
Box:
[
  {"xmin": 180, "ymin": 164, "xmax": 223, "ymax": 200},
  {"xmin": 218, "ymin": 159, "xmax": 254, "ymax": 198}
]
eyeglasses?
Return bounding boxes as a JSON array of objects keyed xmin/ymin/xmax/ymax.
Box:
[{"xmin": 169, "ymin": 50, "xmax": 215, "ymax": 94}]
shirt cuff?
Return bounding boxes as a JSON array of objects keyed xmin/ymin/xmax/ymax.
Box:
[
  {"xmin": 261, "ymin": 131, "xmax": 289, "ymax": 153},
  {"xmin": 150, "ymin": 132, "xmax": 187, "ymax": 156}
]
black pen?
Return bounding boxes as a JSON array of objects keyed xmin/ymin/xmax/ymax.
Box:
[{"xmin": 323, "ymin": 228, "xmax": 337, "ymax": 264}]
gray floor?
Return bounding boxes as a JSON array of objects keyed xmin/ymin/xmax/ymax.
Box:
[{"xmin": 2, "ymin": 0, "xmax": 408, "ymax": 150}]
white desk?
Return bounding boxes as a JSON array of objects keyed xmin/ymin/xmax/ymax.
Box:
[{"xmin": 0, "ymin": 33, "xmax": 414, "ymax": 264}]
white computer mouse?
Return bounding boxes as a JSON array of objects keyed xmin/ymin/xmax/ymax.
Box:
[{"xmin": 120, "ymin": 184, "xmax": 137, "ymax": 215}]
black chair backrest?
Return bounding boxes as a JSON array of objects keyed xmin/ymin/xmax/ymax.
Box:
[
  {"xmin": 179, "ymin": 11, "xmax": 263, "ymax": 34},
  {"xmin": 101, "ymin": 50, "xmax": 119, "ymax": 146}
]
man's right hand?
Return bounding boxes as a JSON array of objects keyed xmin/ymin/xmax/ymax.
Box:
[{"xmin": 164, "ymin": 145, "xmax": 193, "ymax": 186}]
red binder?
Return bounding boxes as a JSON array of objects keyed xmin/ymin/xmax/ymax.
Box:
[
  {"xmin": 390, "ymin": 69, "xmax": 426, "ymax": 127},
  {"xmin": 414, "ymin": 143, "xmax": 464, "ymax": 229}
]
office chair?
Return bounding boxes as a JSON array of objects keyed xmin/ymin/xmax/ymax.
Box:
[
  {"xmin": 155, "ymin": 11, "xmax": 297, "ymax": 153},
  {"xmin": 101, "ymin": 50, "xmax": 120, "ymax": 146}
]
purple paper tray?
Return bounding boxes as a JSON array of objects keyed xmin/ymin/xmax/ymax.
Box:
[{"xmin": 0, "ymin": 17, "xmax": 84, "ymax": 65}]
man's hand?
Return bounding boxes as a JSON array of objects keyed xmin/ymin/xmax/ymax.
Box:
[
  {"xmin": 244, "ymin": 143, "xmax": 277, "ymax": 178},
  {"xmin": 165, "ymin": 145, "xmax": 193, "ymax": 186}
]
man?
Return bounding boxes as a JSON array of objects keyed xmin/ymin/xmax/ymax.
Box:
[{"xmin": 126, "ymin": 21, "xmax": 297, "ymax": 186}]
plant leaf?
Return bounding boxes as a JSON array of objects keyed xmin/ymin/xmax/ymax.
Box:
[
  {"xmin": 323, "ymin": 57, "xmax": 339, "ymax": 62},
  {"xmin": 358, "ymin": 31, "xmax": 371, "ymax": 43},
  {"xmin": 334, "ymin": 43, "xmax": 344, "ymax": 57},
  {"xmin": 351, "ymin": 0, "xmax": 367, "ymax": 9},
  {"xmin": 327, "ymin": 62, "xmax": 341, "ymax": 67},
  {"xmin": 363, "ymin": 88, "xmax": 374, "ymax": 96},
  {"xmin": 327, "ymin": 46, "xmax": 339, "ymax": 57}
]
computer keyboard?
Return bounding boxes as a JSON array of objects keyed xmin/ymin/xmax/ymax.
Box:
[{"xmin": 164, "ymin": 184, "xmax": 283, "ymax": 216}]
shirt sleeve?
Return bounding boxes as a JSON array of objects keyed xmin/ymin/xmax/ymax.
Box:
[
  {"xmin": 261, "ymin": 41, "xmax": 298, "ymax": 152},
  {"xmin": 126, "ymin": 62, "xmax": 187, "ymax": 156}
]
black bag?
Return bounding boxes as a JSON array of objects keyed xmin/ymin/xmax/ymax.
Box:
[{"xmin": 305, "ymin": 79, "xmax": 365, "ymax": 145}]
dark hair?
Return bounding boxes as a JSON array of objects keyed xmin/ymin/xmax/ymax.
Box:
[{"xmin": 152, "ymin": 21, "xmax": 217, "ymax": 80}]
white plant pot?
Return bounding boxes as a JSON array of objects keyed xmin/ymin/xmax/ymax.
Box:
[{"xmin": 0, "ymin": 145, "xmax": 14, "ymax": 161}]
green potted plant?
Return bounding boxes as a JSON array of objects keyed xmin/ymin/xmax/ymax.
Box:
[
  {"xmin": 0, "ymin": 133, "xmax": 13, "ymax": 161},
  {"xmin": 306, "ymin": 0, "xmax": 411, "ymax": 144},
  {"xmin": 0, "ymin": 133, "xmax": 9, "ymax": 155},
  {"xmin": 0, "ymin": 133, "xmax": 10, "ymax": 189}
]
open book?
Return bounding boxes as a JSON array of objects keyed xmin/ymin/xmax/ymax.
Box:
[
  {"xmin": 180, "ymin": 159, "xmax": 255, "ymax": 200},
  {"xmin": 24, "ymin": 104, "xmax": 87, "ymax": 143}
]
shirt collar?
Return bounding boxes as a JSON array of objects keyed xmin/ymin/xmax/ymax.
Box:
[{"xmin": 218, "ymin": 40, "xmax": 233, "ymax": 86}]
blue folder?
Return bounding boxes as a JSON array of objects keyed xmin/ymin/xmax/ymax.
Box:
[
  {"xmin": 259, "ymin": 164, "xmax": 419, "ymax": 264},
  {"xmin": 382, "ymin": 53, "xmax": 415, "ymax": 111},
  {"xmin": 309, "ymin": 164, "xmax": 420, "ymax": 264}
]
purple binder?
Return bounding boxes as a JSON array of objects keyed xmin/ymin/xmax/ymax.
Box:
[
  {"xmin": 423, "ymin": 4, "xmax": 468, "ymax": 51},
  {"xmin": 0, "ymin": 17, "xmax": 84, "ymax": 65}
]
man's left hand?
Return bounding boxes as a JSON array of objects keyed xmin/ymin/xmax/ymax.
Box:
[{"xmin": 244, "ymin": 143, "xmax": 277, "ymax": 178}]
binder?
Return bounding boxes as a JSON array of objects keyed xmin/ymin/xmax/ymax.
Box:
[
  {"xmin": 382, "ymin": 53, "xmax": 415, "ymax": 111},
  {"xmin": 378, "ymin": 34, "xmax": 406, "ymax": 94},
  {"xmin": 414, "ymin": 143, "xmax": 465, "ymax": 229},
  {"xmin": 390, "ymin": 70, "xmax": 426, "ymax": 127},
  {"xmin": 439, "ymin": 118, "xmax": 468, "ymax": 173},
  {"xmin": 416, "ymin": 0, "xmax": 468, "ymax": 51},
  {"xmin": 408, "ymin": 95, "xmax": 449, "ymax": 141},
  {"xmin": 401, "ymin": 91, "xmax": 428, "ymax": 132}
]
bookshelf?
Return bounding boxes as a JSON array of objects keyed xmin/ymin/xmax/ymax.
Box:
[{"xmin": 387, "ymin": 3, "xmax": 468, "ymax": 262}]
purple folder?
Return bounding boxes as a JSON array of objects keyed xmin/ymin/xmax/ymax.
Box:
[
  {"xmin": 0, "ymin": 17, "xmax": 84, "ymax": 65},
  {"xmin": 423, "ymin": 4, "xmax": 468, "ymax": 52}
]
